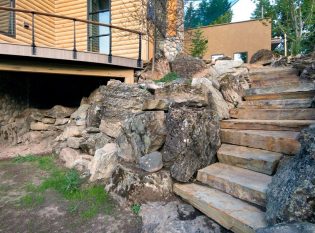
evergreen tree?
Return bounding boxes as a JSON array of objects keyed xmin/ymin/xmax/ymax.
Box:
[
  {"xmin": 189, "ymin": 28, "xmax": 208, "ymax": 58},
  {"xmin": 184, "ymin": 0, "xmax": 233, "ymax": 29}
]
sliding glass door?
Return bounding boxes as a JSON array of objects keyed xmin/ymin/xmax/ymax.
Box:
[{"xmin": 88, "ymin": 0, "xmax": 110, "ymax": 54}]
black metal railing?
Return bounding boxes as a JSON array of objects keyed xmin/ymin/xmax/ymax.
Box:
[{"xmin": 0, "ymin": 6, "xmax": 143, "ymax": 68}]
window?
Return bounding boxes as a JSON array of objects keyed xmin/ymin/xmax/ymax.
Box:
[
  {"xmin": 88, "ymin": 0, "xmax": 111, "ymax": 54},
  {"xmin": 211, "ymin": 54, "xmax": 224, "ymax": 61},
  {"xmin": 0, "ymin": 0, "xmax": 15, "ymax": 37},
  {"xmin": 234, "ymin": 52, "xmax": 248, "ymax": 63}
]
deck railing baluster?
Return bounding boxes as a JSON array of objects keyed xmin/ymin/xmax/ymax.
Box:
[
  {"xmin": 73, "ymin": 19, "xmax": 77, "ymax": 59},
  {"xmin": 31, "ymin": 12, "xmax": 36, "ymax": 55},
  {"xmin": 137, "ymin": 33, "xmax": 142, "ymax": 68}
]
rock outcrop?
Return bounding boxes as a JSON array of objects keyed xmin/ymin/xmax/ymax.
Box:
[
  {"xmin": 256, "ymin": 223, "xmax": 315, "ymax": 233},
  {"xmin": 266, "ymin": 125, "xmax": 315, "ymax": 224}
]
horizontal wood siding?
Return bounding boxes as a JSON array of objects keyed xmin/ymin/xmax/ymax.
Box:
[
  {"xmin": 0, "ymin": 0, "xmax": 151, "ymax": 60},
  {"xmin": 55, "ymin": 0, "xmax": 87, "ymax": 51},
  {"xmin": 0, "ymin": 0, "xmax": 55, "ymax": 47}
]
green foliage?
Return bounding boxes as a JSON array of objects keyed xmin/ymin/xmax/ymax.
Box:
[
  {"xmin": 16, "ymin": 155, "xmax": 112, "ymax": 218},
  {"xmin": 131, "ymin": 203, "xmax": 141, "ymax": 215},
  {"xmin": 190, "ymin": 28, "xmax": 208, "ymax": 58},
  {"xmin": 184, "ymin": 0, "xmax": 233, "ymax": 29},
  {"xmin": 251, "ymin": 0, "xmax": 315, "ymax": 55},
  {"xmin": 155, "ymin": 72, "xmax": 180, "ymax": 83}
]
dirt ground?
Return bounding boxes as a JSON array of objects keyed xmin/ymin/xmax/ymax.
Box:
[{"xmin": 0, "ymin": 160, "xmax": 142, "ymax": 233}]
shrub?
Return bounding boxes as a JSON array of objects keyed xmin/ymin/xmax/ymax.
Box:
[{"xmin": 189, "ymin": 28, "xmax": 208, "ymax": 59}]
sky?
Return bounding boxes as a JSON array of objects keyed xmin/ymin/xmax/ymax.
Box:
[{"xmin": 231, "ymin": 0, "xmax": 256, "ymax": 22}]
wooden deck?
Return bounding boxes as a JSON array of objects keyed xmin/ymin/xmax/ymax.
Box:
[{"xmin": 0, "ymin": 43, "xmax": 140, "ymax": 84}]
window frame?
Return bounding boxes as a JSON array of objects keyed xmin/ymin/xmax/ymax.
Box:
[
  {"xmin": 87, "ymin": 0, "xmax": 111, "ymax": 53},
  {"xmin": 0, "ymin": 0, "xmax": 16, "ymax": 38}
]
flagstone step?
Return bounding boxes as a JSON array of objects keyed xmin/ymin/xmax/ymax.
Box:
[
  {"xmin": 244, "ymin": 91, "xmax": 315, "ymax": 101},
  {"xmin": 220, "ymin": 129, "xmax": 300, "ymax": 154},
  {"xmin": 173, "ymin": 183, "xmax": 267, "ymax": 233},
  {"xmin": 217, "ymin": 144, "xmax": 282, "ymax": 175},
  {"xmin": 221, "ymin": 119, "xmax": 315, "ymax": 131},
  {"xmin": 230, "ymin": 108, "xmax": 315, "ymax": 120},
  {"xmin": 245, "ymin": 83, "xmax": 315, "ymax": 97},
  {"xmin": 197, "ymin": 163, "xmax": 272, "ymax": 206},
  {"xmin": 239, "ymin": 98, "xmax": 314, "ymax": 109}
]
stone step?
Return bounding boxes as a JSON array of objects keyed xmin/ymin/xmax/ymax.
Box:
[
  {"xmin": 239, "ymin": 99, "xmax": 314, "ymax": 109},
  {"xmin": 230, "ymin": 108, "xmax": 315, "ymax": 120},
  {"xmin": 217, "ymin": 144, "xmax": 282, "ymax": 175},
  {"xmin": 197, "ymin": 163, "xmax": 272, "ymax": 206},
  {"xmin": 173, "ymin": 183, "xmax": 267, "ymax": 233},
  {"xmin": 250, "ymin": 78, "xmax": 302, "ymax": 88},
  {"xmin": 245, "ymin": 83, "xmax": 315, "ymax": 97},
  {"xmin": 244, "ymin": 91, "xmax": 315, "ymax": 101},
  {"xmin": 220, "ymin": 129, "xmax": 300, "ymax": 154},
  {"xmin": 221, "ymin": 119, "xmax": 315, "ymax": 131},
  {"xmin": 249, "ymin": 67, "xmax": 298, "ymax": 81}
]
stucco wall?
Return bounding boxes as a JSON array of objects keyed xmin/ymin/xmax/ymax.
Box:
[{"xmin": 185, "ymin": 19, "xmax": 272, "ymax": 62}]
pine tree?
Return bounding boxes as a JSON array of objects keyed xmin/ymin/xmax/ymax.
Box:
[{"xmin": 189, "ymin": 28, "xmax": 208, "ymax": 58}]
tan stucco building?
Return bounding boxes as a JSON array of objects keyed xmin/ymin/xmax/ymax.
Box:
[{"xmin": 185, "ymin": 19, "xmax": 272, "ymax": 62}]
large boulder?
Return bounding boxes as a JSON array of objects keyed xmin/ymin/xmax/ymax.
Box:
[
  {"xmin": 98, "ymin": 80, "xmax": 152, "ymax": 138},
  {"xmin": 59, "ymin": 147, "xmax": 92, "ymax": 173},
  {"xmin": 79, "ymin": 132, "xmax": 112, "ymax": 155},
  {"xmin": 162, "ymin": 106, "xmax": 221, "ymax": 182},
  {"xmin": 191, "ymin": 77, "xmax": 230, "ymax": 119},
  {"xmin": 250, "ymin": 49, "xmax": 275, "ymax": 65},
  {"xmin": 86, "ymin": 103, "xmax": 104, "ymax": 128},
  {"xmin": 140, "ymin": 201, "xmax": 225, "ymax": 233},
  {"xmin": 105, "ymin": 163, "xmax": 173, "ymax": 204},
  {"xmin": 116, "ymin": 111, "xmax": 166, "ymax": 162},
  {"xmin": 256, "ymin": 223, "xmax": 315, "ymax": 233},
  {"xmin": 212, "ymin": 60, "xmax": 244, "ymax": 77},
  {"xmin": 154, "ymin": 82, "xmax": 208, "ymax": 107},
  {"xmin": 170, "ymin": 53, "xmax": 207, "ymax": 80},
  {"xmin": 89, "ymin": 143, "xmax": 119, "ymax": 182},
  {"xmin": 266, "ymin": 125, "xmax": 315, "ymax": 224},
  {"xmin": 70, "ymin": 104, "xmax": 90, "ymax": 126},
  {"xmin": 218, "ymin": 70, "xmax": 249, "ymax": 108}
]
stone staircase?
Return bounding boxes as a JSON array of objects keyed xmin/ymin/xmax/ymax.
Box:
[{"xmin": 174, "ymin": 67, "xmax": 315, "ymax": 233}]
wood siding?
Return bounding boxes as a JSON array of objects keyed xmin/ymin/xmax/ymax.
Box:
[{"xmin": 0, "ymin": 0, "xmax": 151, "ymax": 60}]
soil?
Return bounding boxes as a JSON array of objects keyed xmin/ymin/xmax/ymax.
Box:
[{"xmin": 0, "ymin": 160, "xmax": 142, "ymax": 233}]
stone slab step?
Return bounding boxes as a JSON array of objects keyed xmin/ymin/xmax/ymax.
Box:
[
  {"xmin": 218, "ymin": 144, "xmax": 282, "ymax": 175},
  {"xmin": 244, "ymin": 91, "xmax": 315, "ymax": 101},
  {"xmin": 245, "ymin": 83, "xmax": 315, "ymax": 97},
  {"xmin": 221, "ymin": 119, "xmax": 315, "ymax": 131},
  {"xmin": 230, "ymin": 108, "xmax": 315, "ymax": 120},
  {"xmin": 173, "ymin": 183, "xmax": 267, "ymax": 233},
  {"xmin": 197, "ymin": 163, "xmax": 272, "ymax": 206},
  {"xmin": 239, "ymin": 99, "xmax": 314, "ymax": 109},
  {"xmin": 220, "ymin": 129, "xmax": 300, "ymax": 154},
  {"xmin": 250, "ymin": 78, "xmax": 302, "ymax": 88},
  {"xmin": 249, "ymin": 67, "xmax": 298, "ymax": 80}
]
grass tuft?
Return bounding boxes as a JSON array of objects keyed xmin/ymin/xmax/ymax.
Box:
[
  {"xmin": 154, "ymin": 72, "xmax": 180, "ymax": 83},
  {"xmin": 16, "ymin": 155, "xmax": 112, "ymax": 218}
]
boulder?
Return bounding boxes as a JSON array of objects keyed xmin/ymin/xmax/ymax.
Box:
[
  {"xmin": 73, "ymin": 154, "xmax": 93, "ymax": 174},
  {"xmin": 67, "ymin": 137, "xmax": 83, "ymax": 149},
  {"xmin": 301, "ymin": 62, "xmax": 315, "ymax": 80},
  {"xmin": 191, "ymin": 77, "xmax": 230, "ymax": 119},
  {"xmin": 98, "ymin": 81, "xmax": 152, "ymax": 138},
  {"xmin": 70, "ymin": 104, "xmax": 90, "ymax": 126},
  {"xmin": 170, "ymin": 53, "xmax": 207, "ymax": 80},
  {"xmin": 87, "ymin": 86, "xmax": 104, "ymax": 104},
  {"xmin": 54, "ymin": 118, "xmax": 69, "ymax": 126},
  {"xmin": 56, "ymin": 125, "xmax": 85, "ymax": 141},
  {"xmin": 162, "ymin": 106, "xmax": 221, "ymax": 182},
  {"xmin": 45, "ymin": 105, "xmax": 76, "ymax": 119},
  {"xmin": 116, "ymin": 111, "xmax": 166, "ymax": 162},
  {"xmin": 59, "ymin": 147, "xmax": 92, "ymax": 173},
  {"xmin": 79, "ymin": 132, "xmax": 112, "ymax": 155},
  {"xmin": 89, "ymin": 143, "xmax": 119, "ymax": 182},
  {"xmin": 212, "ymin": 60, "xmax": 244, "ymax": 76},
  {"xmin": 142, "ymin": 99, "xmax": 170, "ymax": 111},
  {"xmin": 140, "ymin": 201, "xmax": 225, "ymax": 233},
  {"xmin": 218, "ymin": 70, "xmax": 249, "ymax": 108},
  {"xmin": 139, "ymin": 151, "xmax": 163, "ymax": 172},
  {"xmin": 30, "ymin": 122, "xmax": 51, "ymax": 131},
  {"xmin": 154, "ymin": 82, "xmax": 208, "ymax": 107},
  {"xmin": 41, "ymin": 117, "xmax": 56, "ymax": 124},
  {"xmin": 266, "ymin": 125, "xmax": 315, "ymax": 224},
  {"xmin": 256, "ymin": 223, "xmax": 315, "ymax": 233},
  {"xmin": 250, "ymin": 49, "xmax": 275, "ymax": 65},
  {"xmin": 86, "ymin": 103, "xmax": 104, "ymax": 128},
  {"xmin": 105, "ymin": 163, "xmax": 173, "ymax": 204}
]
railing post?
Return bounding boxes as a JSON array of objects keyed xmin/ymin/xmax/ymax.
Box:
[
  {"xmin": 108, "ymin": 26, "xmax": 112, "ymax": 63},
  {"xmin": 73, "ymin": 19, "xmax": 77, "ymax": 59},
  {"xmin": 137, "ymin": 33, "xmax": 142, "ymax": 68},
  {"xmin": 31, "ymin": 12, "xmax": 36, "ymax": 55}
]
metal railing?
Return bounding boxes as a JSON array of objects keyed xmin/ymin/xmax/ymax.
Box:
[{"xmin": 0, "ymin": 6, "xmax": 143, "ymax": 67}]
